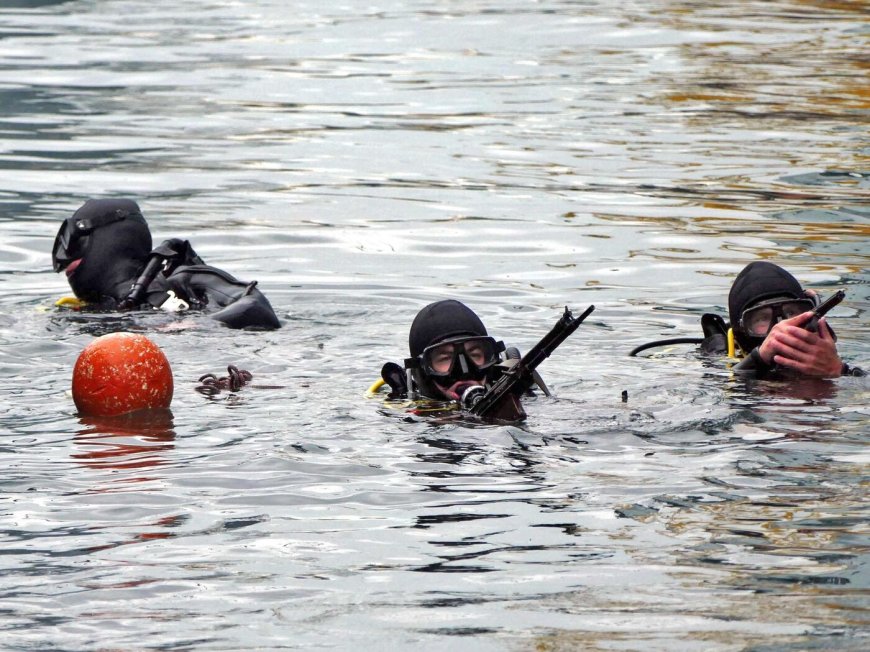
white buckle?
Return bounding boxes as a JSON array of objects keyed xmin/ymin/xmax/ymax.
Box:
[{"xmin": 160, "ymin": 290, "xmax": 189, "ymax": 313}]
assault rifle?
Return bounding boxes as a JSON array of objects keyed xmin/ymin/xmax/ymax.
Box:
[{"xmin": 463, "ymin": 305, "xmax": 595, "ymax": 422}]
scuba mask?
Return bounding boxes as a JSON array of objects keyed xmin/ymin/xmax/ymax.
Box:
[
  {"xmin": 738, "ymin": 296, "xmax": 815, "ymax": 338},
  {"xmin": 405, "ymin": 335, "xmax": 504, "ymax": 393},
  {"xmin": 406, "ymin": 299, "xmax": 497, "ymax": 399},
  {"xmin": 418, "ymin": 335, "xmax": 503, "ymax": 381}
]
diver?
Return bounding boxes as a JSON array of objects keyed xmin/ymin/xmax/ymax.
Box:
[
  {"xmin": 52, "ymin": 198, "xmax": 281, "ymax": 330},
  {"xmin": 376, "ymin": 299, "xmax": 547, "ymax": 404},
  {"xmin": 630, "ymin": 261, "xmax": 863, "ymax": 377},
  {"xmin": 378, "ymin": 299, "xmax": 507, "ymax": 403}
]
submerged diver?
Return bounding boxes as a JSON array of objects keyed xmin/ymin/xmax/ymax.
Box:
[
  {"xmin": 631, "ymin": 261, "xmax": 863, "ymax": 378},
  {"xmin": 52, "ymin": 198, "xmax": 281, "ymax": 329}
]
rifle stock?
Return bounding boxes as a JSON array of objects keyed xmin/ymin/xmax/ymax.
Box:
[{"xmin": 467, "ymin": 305, "xmax": 595, "ymax": 421}]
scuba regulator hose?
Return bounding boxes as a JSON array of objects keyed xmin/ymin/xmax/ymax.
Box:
[
  {"xmin": 628, "ymin": 337, "xmax": 704, "ymax": 357},
  {"xmin": 366, "ymin": 378, "xmax": 386, "ymax": 397},
  {"xmin": 118, "ymin": 253, "xmax": 166, "ymax": 310}
]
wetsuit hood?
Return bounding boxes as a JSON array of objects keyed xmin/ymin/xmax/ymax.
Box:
[
  {"xmin": 56, "ymin": 199, "xmax": 152, "ymax": 305},
  {"xmin": 728, "ymin": 261, "xmax": 804, "ymax": 352},
  {"xmin": 407, "ymin": 299, "xmax": 490, "ymax": 399},
  {"xmin": 409, "ymin": 299, "xmax": 488, "ymax": 357}
]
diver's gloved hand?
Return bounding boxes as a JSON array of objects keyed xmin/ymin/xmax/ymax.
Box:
[{"xmin": 758, "ymin": 312, "xmax": 843, "ymax": 377}]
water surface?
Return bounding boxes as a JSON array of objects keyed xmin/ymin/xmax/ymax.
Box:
[{"xmin": 0, "ymin": 1, "xmax": 868, "ymax": 650}]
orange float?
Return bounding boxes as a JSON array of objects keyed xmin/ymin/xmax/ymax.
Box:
[{"xmin": 72, "ymin": 332, "xmax": 173, "ymax": 416}]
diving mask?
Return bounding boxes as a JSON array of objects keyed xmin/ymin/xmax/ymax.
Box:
[
  {"xmin": 52, "ymin": 210, "xmax": 128, "ymax": 272},
  {"xmin": 739, "ymin": 296, "xmax": 815, "ymax": 338},
  {"xmin": 416, "ymin": 335, "xmax": 504, "ymax": 382}
]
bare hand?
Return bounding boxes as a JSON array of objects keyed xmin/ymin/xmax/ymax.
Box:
[{"xmin": 757, "ymin": 312, "xmax": 842, "ymax": 377}]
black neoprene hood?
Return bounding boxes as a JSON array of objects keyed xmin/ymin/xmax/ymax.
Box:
[
  {"xmin": 59, "ymin": 198, "xmax": 153, "ymax": 304},
  {"xmin": 728, "ymin": 261, "xmax": 805, "ymax": 351},
  {"xmin": 728, "ymin": 262, "xmax": 804, "ymax": 325},
  {"xmin": 408, "ymin": 299, "xmax": 488, "ymax": 357}
]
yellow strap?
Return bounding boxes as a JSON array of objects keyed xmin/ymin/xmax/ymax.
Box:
[
  {"xmin": 727, "ymin": 327, "xmax": 749, "ymax": 360},
  {"xmin": 55, "ymin": 296, "xmax": 87, "ymax": 308},
  {"xmin": 366, "ymin": 378, "xmax": 385, "ymax": 397}
]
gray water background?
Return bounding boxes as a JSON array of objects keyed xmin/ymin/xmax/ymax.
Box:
[{"xmin": 0, "ymin": 0, "xmax": 868, "ymax": 650}]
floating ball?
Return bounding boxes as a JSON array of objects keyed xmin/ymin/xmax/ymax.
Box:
[{"xmin": 72, "ymin": 332, "xmax": 173, "ymax": 417}]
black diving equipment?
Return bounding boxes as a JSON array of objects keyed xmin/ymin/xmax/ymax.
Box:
[
  {"xmin": 54, "ymin": 199, "xmax": 280, "ymax": 329},
  {"xmin": 380, "ymin": 362, "xmax": 408, "ymax": 399},
  {"xmin": 738, "ymin": 296, "xmax": 815, "ymax": 338},
  {"xmin": 460, "ymin": 384, "xmax": 487, "ymax": 409},
  {"xmin": 628, "ymin": 314, "xmax": 727, "ymax": 357},
  {"xmin": 118, "ymin": 253, "xmax": 166, "ymax": 310},
  {"xmin": 52, "ymin": 207, "xmax": 130, "ymax": 272},
  {"xmin": 404, "ymin": 335, "xmax": 505, "ymax": 399},
  {"xmin": 417, "ymin": 336, "xmax": 503, "ymax": 382},
  {"xmin": 467, "ymin": 305, "xmax": 594, "ymax": 422},
  {"xmin": 117, "ymin": 238, "xmax": 206, "ymax": 310}
]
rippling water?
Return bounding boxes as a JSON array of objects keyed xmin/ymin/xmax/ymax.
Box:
[{"xmin": 1, "ymin": 1, "xmax": 868, "ymax": 650}]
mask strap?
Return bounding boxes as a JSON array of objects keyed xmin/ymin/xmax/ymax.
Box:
[{"xmin": 74, "ymin": 210, "xmax": 129, "ymax": 233}]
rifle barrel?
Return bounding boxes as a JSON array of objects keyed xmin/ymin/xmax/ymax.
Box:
[{"xmin": 469, "ymin": 305, "xmax": 594, "ymax": 419}]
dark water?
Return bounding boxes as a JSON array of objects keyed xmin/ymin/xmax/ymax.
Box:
[{"xmin": 0, "ymin": 1, "xmax": 867, "ymax": 650}]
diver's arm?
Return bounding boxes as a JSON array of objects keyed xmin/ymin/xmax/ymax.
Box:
[
  {"xmin": 210, "ymin": 285, "xmax": 281, "ymax": 330},
  {"xmin": 733, "ymin": 346, "xmax": 773, "ymax": 374},
  {"xmin": 164, "ymin": 265, "xmax": 281, "ymax": 329},
  {"xmin": 759, "ymin": 313, "xmax": 843, "ymax": 378}
]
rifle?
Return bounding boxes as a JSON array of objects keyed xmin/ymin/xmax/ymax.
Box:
[{"xmin": 464, "ymin": 305, "xmax": 595, "ymax": 422}]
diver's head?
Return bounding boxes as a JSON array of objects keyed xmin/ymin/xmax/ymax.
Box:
[
  {"xmin": 728, "ymin": 261, "xmax": 815, "ymax": 353},
  {"xmin": 406, "ymin": 299, "xmax": 504, "ymax": 400},
  {"xmin": 52, "ymin": 199, "xmax": 152, "ymax": 305}
]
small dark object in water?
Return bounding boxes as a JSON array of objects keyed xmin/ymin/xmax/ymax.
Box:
[
  {"xmin": 621, "ymin": 390, "xmax": 628, "ymax": 403},
  {"xmin": 196, "ymin": 365, "xmax": 253, "ymax": 395}
]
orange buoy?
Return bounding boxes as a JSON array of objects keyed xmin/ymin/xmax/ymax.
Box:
[{"xmin": 72, "ymin": 332, "xmax": 173, "ymax": 417}]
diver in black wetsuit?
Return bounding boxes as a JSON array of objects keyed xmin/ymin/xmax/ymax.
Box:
[
  {"xmin": 379, "ymin": 299, "xmax": 509, "ymax": 402},
  {"xmin": 631, "ymin": 261, "xmax": 862, "ymax": 378},
  {"xmin": 378, "ymin": 299, "xmax": 551, "ymax": 409},
  {"xmin": 52, "ymin": 198, "xmax": 281, "ymax": 330}
]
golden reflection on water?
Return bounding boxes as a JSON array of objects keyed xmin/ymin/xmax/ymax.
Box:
[
  {"xmin": 526, "ymin": 4, "xmax": 869, "ymax": 647},
  {"xmin": 659, "ymin": 0, "xmax": 870, "ymax": 117},
  {"xmin": 529, "ymin": 491, "xmax": 865, "ymax": 650},
  {"xmin": 619, "ymin": 0, "xmax": 870, "ymax": 271}
]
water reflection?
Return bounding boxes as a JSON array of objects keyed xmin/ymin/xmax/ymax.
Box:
[
  {"xmin": 0, "ymin": 0, "xmax": 867, "ymax": 649},
  {"xmin": 72, "ymin": 408, "xmax": 175, "ymax": 475},
  {"xmin": 732, "ymin": 374, "xmax": 840, "ymax": 404}
]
